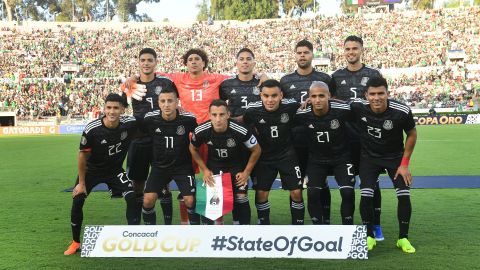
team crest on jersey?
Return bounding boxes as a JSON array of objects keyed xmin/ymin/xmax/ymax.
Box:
[
  {"xmin": 330, "ymin": 119, "xmax": 340, "ymax": 129},
  {"xmin": 361, "ymin": 77, "xmax": 369, "ymax": 86},
  {"xmin": 203, "ymin": 80, "xmax": 209, "ymax": 88},
  {"xmin": 253, "ymin": 86, "xmax": 260, "ymax": 95},
  {"xmin": 176, "ymin": 125, "xmax": 185, "ymax": 135},
  {"xmin": 120, "ymin": 131, "xmax": 128, "ymax": 140},
  {"xmin": 154, "ymin": 86, "xmax": 163, "ymax": 95},
  {"xmin": 80, "ymin": 136, "xmax": 87, "ymax": 145},
  {"xmin": 280, "ymin": 113, "xmax": 289, "ymax": 123},
  {"xmin": 383, "ymin": 120, "xmax": 393, "ymax": 130},
  {"xmin": 226, "ymin": 138, "xmax": 236, "ymax": 148}
]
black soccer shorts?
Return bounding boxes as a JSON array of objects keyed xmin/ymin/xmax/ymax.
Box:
[
  {"xmin": 210, "ymin": 166, "xmax": 248, "ymax": 194},
  {"xmin": 252, "ymin": 155, "xmax": 303, "ymax": 191},
  {"xmin": 75, "ymin": 170, "xmax": 134, "ymax": 198},
  {"xmin": 306, "ymin": 162, "xmax": 356, "ymax": 189},
  {"xmin": 359, "ymin": 157, "xmax": 409, "ymax": 190},
  {"xmin": 145, "ymin": 166, "xmax": 196, "ymax": 196}
]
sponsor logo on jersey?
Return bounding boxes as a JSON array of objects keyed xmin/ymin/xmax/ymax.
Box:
[
  {"xmin": 226, "ymin": 138, "xmax": 236, "ymax": 147},
  {"xmin": 361, "ymin": 77, "xmax": 369, "ymax": 86},
  {"xmin": 383, "ymin": 120, "xmax": 393, "ymax": 130},
  {"xmin": 280, "ymin": 113, "xmax": 289, "ymax": 123},
  {"xmin": 120, "ymin": 131, "xmax": 128, "ymax": 140},
  {"xmin": 154, "ymin": 86, "xmax": 163, "ymax": 95},
  {"xmin": 341, "ymin": 80, "xmax": 346, "ymax": 85},
  {"xmin": 207, "ymin": 141, "xmax": 213, "ymax": 145},
  {"xmin": 290, "ymin": 85, "xmax": 296, "ymax": 89},
  {"xmin": 259, "ymin": 119, "xmax": 266, "ymax": 124},
  {"xmin": 230, "ymin": 89, "xmax": 237, "ymax": 94},
  {"xmin": 330, "ymin": 119, "xmax": 340, "ymax": 129},
  {"xmin": 253, "ymin": 86, "xmax": 260, "ymax": 95},
  {"xmin": 101, "ymin": 139, "xmax": 107, "ymax": 144},
  {"xmin": 308, "ymin": 124, "xmax": 315, "ymax": 129},
  {"xmin": 155, "ymin": 128, "xmax": 161, "ymax": 133},
  {"xmin": 176, "ymin": 125, "xmax": 185, "ymax": 135},
  {"xmin": 361, "ymin": 117, "xmax": 367, "ymax": 122},
  {"xmin": 81, "ymin": 136, "xmax": 87, "ymax": 145}
]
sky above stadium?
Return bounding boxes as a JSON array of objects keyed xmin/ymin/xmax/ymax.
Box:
[{"xmin": 137, "ymin": 0, "xmax": 342, "ymax": 23}]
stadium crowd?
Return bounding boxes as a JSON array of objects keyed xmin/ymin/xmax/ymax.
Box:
[{"xmin": 0, "ymin": 7, "xmax": 479, "ymax": 119}]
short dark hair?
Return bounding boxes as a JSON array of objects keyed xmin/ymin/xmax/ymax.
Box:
[
  {"xmin": 183, "ymin": 48, "xmax": 209, "ymax": 70},
  {"xmin": 260, "ymin": 79, "xmax": 282, "ymax": 92},
  {"xmin": 209, "ymin": 99, "xmax": 228, "ymax": 111},
  {"xmin": 366, "ymin": 77, "xmax": 388, "ymax": 92},
  {"xmin": 344, "ymin": 35, "xmax": 363, "ymax": 46},
  {"xmin": 139, "ymin": 48, "xmax": 157, "ymax": 59},
  {"xmin": 295, "ymin": 40, "xmax": 313, "ymax": 52},
  {"xmin": 236, "ymin": 48, "xmax": 255, "ymax": 59},
  {"xmin": 105, "ymin": 93, "xmax": 128, "ymax": 107},
  {"xmin": 158, "ymin": 87, "xmax": 179, "ymax": 98}
]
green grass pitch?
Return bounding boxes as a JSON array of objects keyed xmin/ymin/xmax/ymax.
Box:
[{"xmin": 0, "ymin": 125, "xmax": 479, "ymax": 269}]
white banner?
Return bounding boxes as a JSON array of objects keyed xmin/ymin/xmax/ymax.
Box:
[{"xmin": 81, "ymin": 225, "xmax": 368, "ymax": 259}]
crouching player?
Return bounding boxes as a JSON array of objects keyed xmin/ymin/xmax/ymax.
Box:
[
  {"xmin": 190, "ymin": 99, "xmax": 261, "ymax": 224},
  {"xmin": 64, "ymin": 93, "xmax": 138, "ymax": 255}
]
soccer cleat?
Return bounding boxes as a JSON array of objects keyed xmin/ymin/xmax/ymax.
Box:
[
  {"xmin": 64, "ymin": 240, "xmax": 81, "ymax": 255},
  {"xmin": 367, "ymin": 236, "xmax": 376, "ymax": 251},
  {"xmin": 373, "ymin": 225, "xmax": 385, "ymax": 241},
  {"xmin": 397, "ymin": 238, "xmax": 416, "ymax": 253}
]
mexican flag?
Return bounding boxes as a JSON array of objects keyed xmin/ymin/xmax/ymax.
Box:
[
  {"xmin": 347, "ymin": 0, "xmax": 364, "ymax": 5},
  {"xmin": 195, "ymin": 172, "xmax": 233, "ymax": 221}
]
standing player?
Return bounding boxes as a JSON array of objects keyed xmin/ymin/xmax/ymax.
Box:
[
  {"xmin": 122, "ymin": 48, "xmax": 178, "ymax": 225},
  {"xmin": 64, "ymin": 93, "xmax": 137, "ymax": 255},
  {"xmin": 141, "ymin": 88, "xmax": 200, "ymax": 225},
  {"xmin": 219, "ymin": 48, "xmax": 261, "ymax": 121},
  {"xmin": 219, "ymin": 48, "xmax": 261, "ymax": 224},
  {"xmin": 294, "ymin": 82, "xmax": 355, "ymax": 225},
  {"xmin": 190, "ymin": 100, "xmax": 261, "ymax": 224},
  {"xmin": 127, "ymin": 48, "xmax": 266, "ymax": 224},
  {"xmin": 243, "ymin": 79, "xmax": 304, "ymax": 225},
  {"xmin": 280, "ymin": 40, "xmax": 332, "ymax": 225},
  {"xmin": 350, "ymin": 77, "xmax": 417, "ymax": 253},
  {"xmin": 330, "ymin": 35, "xmax": 384, "ymax": 239}
]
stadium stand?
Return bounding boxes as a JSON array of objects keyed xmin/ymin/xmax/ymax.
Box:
[{"xmin": 0, "ymin": 8, "xmax": 479, "ymax": 123}]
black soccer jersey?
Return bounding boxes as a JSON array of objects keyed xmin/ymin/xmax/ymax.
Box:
[
  {"xmin": 350, "ymin": 99, "xmax": 416, "ymax": 160},
  {"xmin": 143, "ymin": 110, "xmax": 197, "ymax": 172},
  {"xmin": 280, "ymin": 70, "xmax": 332, "ymax": 103},
  {"xmin": 294, "ymin": 100, "xmax": 353, "ymax": 164},
  {"xmin": 243, "ymin": 99, "xmax": 300, "ymax": 162},
  {"xmin": 131, "ymin": 76, "xmax": 178, "ymax": 119},
  {"xmin": 219, "ymin": 76, "xmax": 261, "ymax": 117},
  {"xmin": 80, "ymin": 116, "xmax": 137, "ymax": 176},
  {"xmin": 191, "ymin": 120, "xmax": 257, "ymax": 168},
  {"xmin": 330, "ymin": 65, "xmax": 382, "ymax": 101}
]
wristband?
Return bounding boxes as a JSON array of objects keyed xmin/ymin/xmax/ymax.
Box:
[{"xmin": 400, "ymin": 157, "xmax": 410, "ymax": 167}]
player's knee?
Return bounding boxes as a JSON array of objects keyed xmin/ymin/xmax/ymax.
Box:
[
  {"xmin": 72, "ymin": 193, "xmax": 86, "ymax": 206},
  {"xmin": 255, "ymin": 191, "xmax": 268, "ymax": 203},
  {"xmin": 183, "ymin": 196, "xmax": 195, "ymax": 208},
  {"xmin": 143, "ymin": 193, "xmax": 157, "ymax": 208},
  {"xmin": 123, "ymin": 190, "xmax": 135, "ymax": 201},
  {"xmin": 290, "ymin": 189, "xmax": 303, "ymax": 201},
  {"xmin": 339, "ymin": 187, "xmax": 355, "ymax": 201},
  {"xmin": 307, "ymin": 187, "xmax": 321, "ymax": 201}
]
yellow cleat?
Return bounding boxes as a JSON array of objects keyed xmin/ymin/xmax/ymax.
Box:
[
  {"xmin": 367, "ymin": 236, "xmax": 376, "ymax": 251},
  {"xmin": 397, "ymin": 238, "xmax": 416, "ymax": 253}
]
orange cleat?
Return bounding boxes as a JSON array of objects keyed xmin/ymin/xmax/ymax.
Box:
[{"xmin": 64, "ymin": 240, "xmax": 81, "ymax": 255}]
